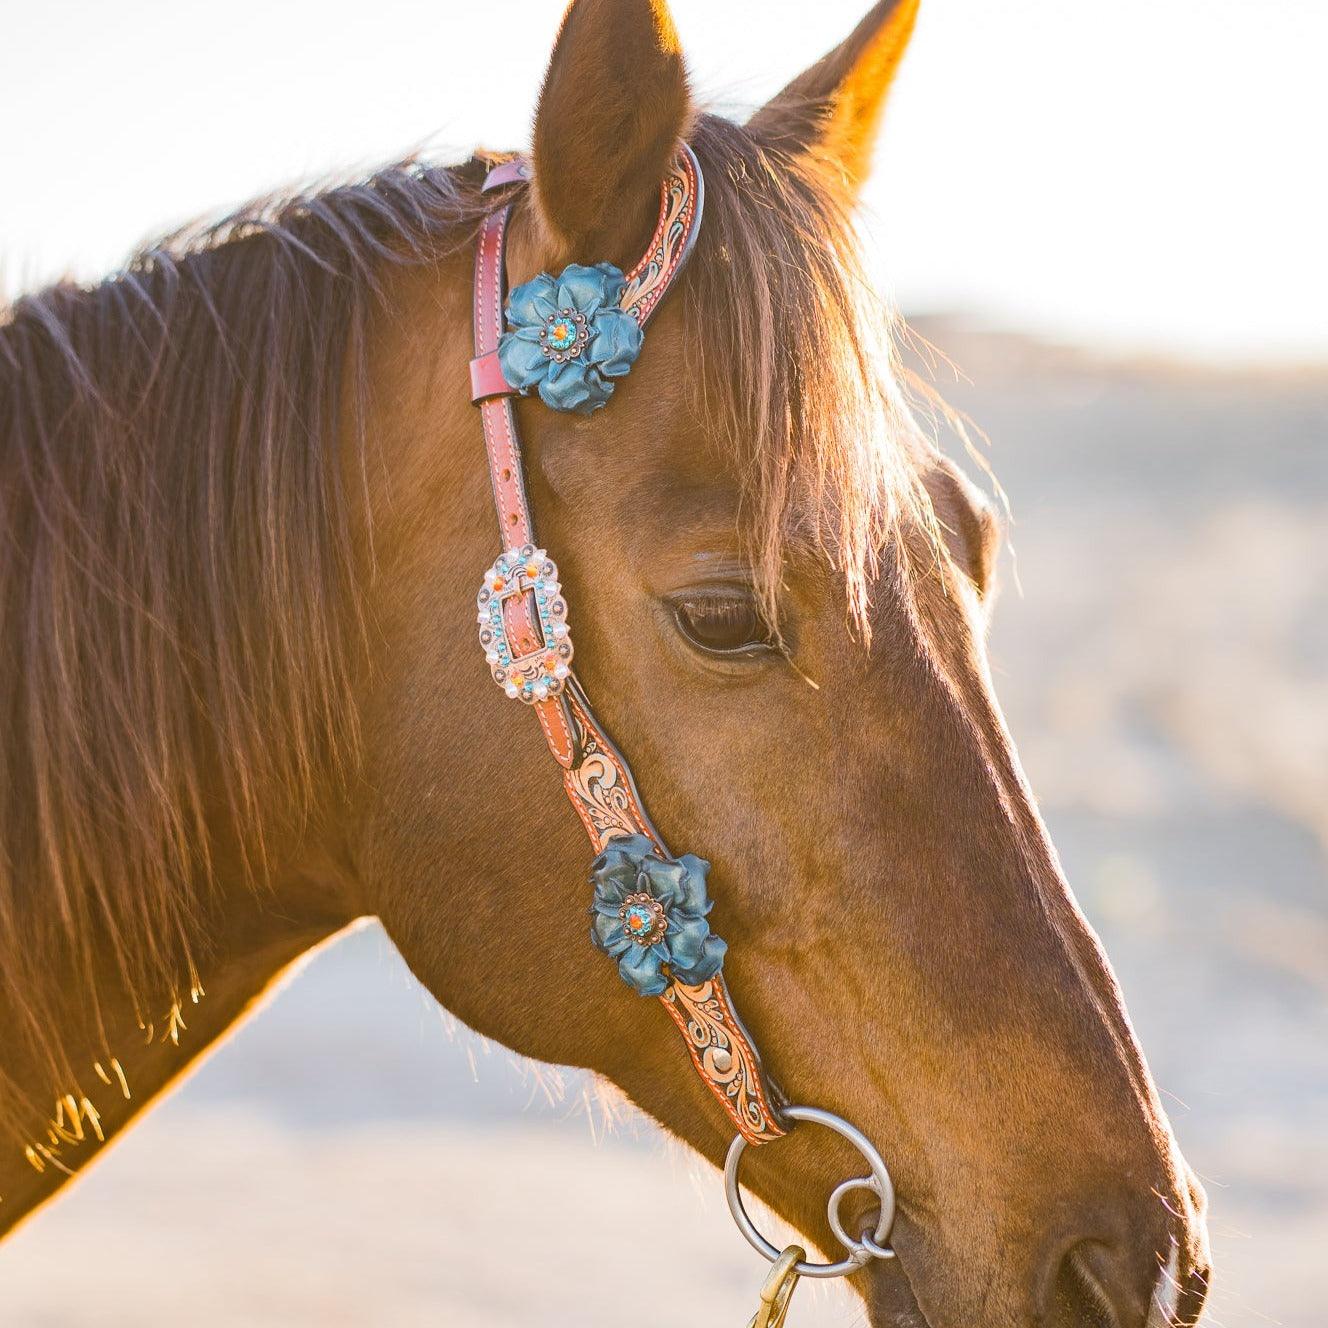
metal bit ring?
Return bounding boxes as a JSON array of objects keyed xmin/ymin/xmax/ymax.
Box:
[
  {"xmin": 827, "ymin": 1177, "xmax": 897, "ymax": 1262},
  {"xmin": 725, "ymin": 1104, "xmax": 897, "ymax": 1279}
]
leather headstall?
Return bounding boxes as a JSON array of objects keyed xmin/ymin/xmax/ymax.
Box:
[{"xmin": 468, "ymin": 146, "xmax": 786, "ymax": 1145}]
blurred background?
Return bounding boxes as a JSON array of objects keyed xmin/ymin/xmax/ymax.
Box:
[{"xmin": 2, "ymin": 2, "xmax": 1324, "ymax": 1325}]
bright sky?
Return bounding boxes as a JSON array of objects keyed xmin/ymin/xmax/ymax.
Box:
[{"xmin": 2, "ymin": 0, "xmax": 1324, "ymax": 362}]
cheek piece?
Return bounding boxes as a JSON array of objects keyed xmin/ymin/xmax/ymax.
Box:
[{"xmin": 467, "ymin": 147, "xmax": 898, "ymax": 1284}]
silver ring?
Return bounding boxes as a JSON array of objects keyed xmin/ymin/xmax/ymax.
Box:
[
  {"xmin": 827, "ymin": 1176, "xmax": 893, "ymax": 1258},
  {"xmin": 724, "ymin": 1104, "xmax": 897, "ymax": 1279},
  {"xmin": 828, "ymin": 1178, "xmax": 896, "ymax": 1261}
]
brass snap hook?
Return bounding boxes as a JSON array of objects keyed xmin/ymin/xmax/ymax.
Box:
[{"xmin": 747, "ymin": 1245, "xmax": 806, "ymax": 1328}]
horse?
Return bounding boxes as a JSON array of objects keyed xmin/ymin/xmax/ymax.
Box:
[{"xmin": 0, "ymin": 1, "xmax": 1211, "ymax": 1323}]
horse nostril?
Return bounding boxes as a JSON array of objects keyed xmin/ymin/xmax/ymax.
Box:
[{"xmin": 1044, "ymin": 1240, "xmax": 1144, "ymax": 1328}]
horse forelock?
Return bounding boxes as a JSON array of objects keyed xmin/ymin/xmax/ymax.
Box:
[{"xmin": 683, "ymin": 113, "xmax": 938, "ymax": 639}]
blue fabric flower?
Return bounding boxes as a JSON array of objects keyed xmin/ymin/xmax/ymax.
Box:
[
  {"xmin": 589, "ymin": 834, "xmax": 728, "ymax": 996},
  {"xmin": 498, "ymin": 262, "xmax": 644, "ymax": 415}
]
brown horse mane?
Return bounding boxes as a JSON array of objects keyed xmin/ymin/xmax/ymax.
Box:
[{"xmin": 0, "ymin": 113, "xmax": 930, "ymax": 1133}]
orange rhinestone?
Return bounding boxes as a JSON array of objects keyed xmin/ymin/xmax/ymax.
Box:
[{"xmin": 492, "ymin": 576, "xmax": 505, "ymax": 591}]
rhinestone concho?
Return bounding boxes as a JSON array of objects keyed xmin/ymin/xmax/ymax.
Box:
[{"xmin": 476, "ymin": 544, "xmax": 574, "ymax": 704}]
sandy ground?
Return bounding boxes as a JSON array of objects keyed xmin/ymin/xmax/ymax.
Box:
[
  {"xmin": 3, "ymin": 911, "xmax": 1322, "ymax": 1328},
  {"xmin": 3, "ymin": 325, "xmax": 1326, "ymax": 1325},
  {"xmin": 1, "ymin": 1107, "xmax": 863, "ymax": 1328},
  {"xmin": 1, "ymin": 925, "xmax": 868, "ymax": 1328}
]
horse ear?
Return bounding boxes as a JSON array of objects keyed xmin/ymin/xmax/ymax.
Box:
[
  {"xmin": 747, "ymin": 0, "xmax": 920, "ymax": 189},
  {"xmin": 532, "ymin": 0, "xmax": 691, "ymax": 265},
  {"xmin": 923, "ymin": 455, "xmax": 1002, "ymax": 603}
]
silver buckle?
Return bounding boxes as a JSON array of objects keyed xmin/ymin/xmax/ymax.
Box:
[{"xmin": 475, "ymin": 544, "xmax": 573, "ymax": 703}]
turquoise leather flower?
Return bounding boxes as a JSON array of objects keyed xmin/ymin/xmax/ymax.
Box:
[
  {"xmin": 498, "ymin": 262, "xmax": 644, "ymax": 414},
  {"xmin": 589, "ymin": 835, "xmax": 728, "ymax": 996}
]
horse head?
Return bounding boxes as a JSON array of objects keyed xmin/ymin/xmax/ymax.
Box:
[{"xmin": 355, "ymin": 2, "xmax": 1212, "ymax": 1323}]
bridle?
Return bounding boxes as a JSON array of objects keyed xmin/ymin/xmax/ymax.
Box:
[{"xmin": 468, "ymin": 145, "xmax": 898, "ymax": 1307}]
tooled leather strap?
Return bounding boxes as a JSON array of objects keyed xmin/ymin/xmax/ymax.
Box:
[{"xmin": 469, "ymin": 149, "xmax": 785, "ymax": 1144}]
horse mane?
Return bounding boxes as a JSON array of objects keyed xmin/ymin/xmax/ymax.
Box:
[
  {"xmin": 0, "ymin": 156, "xmax": 492, "ymax": 1123},
  {"xmin": 0, "ymin": 114, "xmax": 929, "ymax": 1128}
]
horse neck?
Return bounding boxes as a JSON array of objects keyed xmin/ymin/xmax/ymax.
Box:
[{"xmin": 0, "ymin": 861, "xmax": 353, "ymax": 1235}]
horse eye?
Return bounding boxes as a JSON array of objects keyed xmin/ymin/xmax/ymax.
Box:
[{"xmin": 672, "ymin": 593, "xmax": 776, "ymax": 657}]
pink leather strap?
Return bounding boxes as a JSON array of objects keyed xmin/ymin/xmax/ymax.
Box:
[
  {"xmin": 469, "ymin": 150, "xmax": 785, "ymax": 1144},
  {"xmin": 472, "ymin": 208, "xmax": 531, "ymax": 548},
  {"xmin": 471, "ymin": 207, "xmax": 574, "ymax": 762},
  {"xmin": 482, "ymin": 157, "xmax": 533, "ymax": 191},
  {"xmin": 469, "ymin": 351, "xmax": 511, "ymax": 403}
]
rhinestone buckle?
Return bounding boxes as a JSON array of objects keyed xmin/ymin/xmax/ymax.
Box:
[{"xmin": 476, "ymin": 544, "xmax": 573, "ymax": 704}]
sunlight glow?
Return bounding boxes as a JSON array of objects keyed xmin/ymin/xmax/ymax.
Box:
[{"xmin": 1, "ymin": 0, "xmax": 1322, "ymax": 362}]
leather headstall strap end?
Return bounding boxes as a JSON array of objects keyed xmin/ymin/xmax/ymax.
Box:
[
  {"xmin": 481, "ymin": 156, "xmax": 532, "ymax": 192},
  {"xmin": 470, "ymin": 200, "xmax": 580, "ymax": 768}
]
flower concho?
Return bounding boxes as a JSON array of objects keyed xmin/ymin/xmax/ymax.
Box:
[
  {"xmin": 497, "ymin": 263, "xmax": 643, "ymax": 414},
  {"xmin": 589, "ymin": 835, "xmax": 727, "ymax": 997}
]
